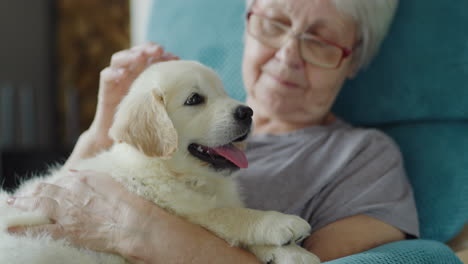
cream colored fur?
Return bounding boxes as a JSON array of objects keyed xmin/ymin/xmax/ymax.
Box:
[{"xmin": 0, "ymin": 61, "xmax": 319, "ymax": 264}]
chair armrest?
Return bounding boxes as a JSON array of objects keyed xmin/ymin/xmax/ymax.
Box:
[{"xmin": 324, "ymin": 239, "xmax": 462, "ymax": 264}]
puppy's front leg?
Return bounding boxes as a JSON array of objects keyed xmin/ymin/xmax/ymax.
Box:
[{"xmin": 186, "ymin": 207, "xmax": 310, "ymax": 247}]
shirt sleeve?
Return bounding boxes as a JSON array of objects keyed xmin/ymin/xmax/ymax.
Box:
[{"xmin": 308, "ymin": 130, "xmax": 420, "ymax": 238}]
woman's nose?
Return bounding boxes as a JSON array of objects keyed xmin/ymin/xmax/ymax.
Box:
[{"xmin": 275, "ymin": 37, "xmax": 304, "ymax": 69}]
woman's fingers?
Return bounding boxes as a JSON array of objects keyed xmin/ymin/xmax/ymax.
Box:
[
  {"xmin": 110, "ymin": 49, "xmax": 153, "ymax": 71},
  {"xmin": 7, "ymin": 196, "xmax": 59, "ymax": 221},
  {"xmin": 32, "ymin": 183, "xmax": 70, "ymax": 200},
  {"xmin": 8, "ymin": 224, "xmax": 63, "ymax": 238},
  {"xmin": 62, "ymin": 170, "xmax": 155, "ymax": 215},
  {"xmin": 159, "ymin": 52, "xmax": 180, "ymax": 62},
  {"xmin": 130, "ymin": 41, "xmax": 162, "ymax": 54},
  {"xmin": 55, "ymin": 173, "xmax": 107, "ymax": 204},
  {"xmin": 65, "ymin": 170, "xmax": 136, "ymax": 204},
  {"xmin": 97, "ymin": 67, "xmax": 130, "ymax": 107},
  {"xmin": 111, "ymin": 43, "xmax": 164, "ymax": 68},
  {"xmin": 99, "ymin": 67, "xmax": 126, "ymax": 89},
  {"xmin": 54, "ymin": 170, "xmax": 114, "ymax": 196}
]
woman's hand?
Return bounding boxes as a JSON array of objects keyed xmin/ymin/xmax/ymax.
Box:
[
  {"xmin": 65, "ymin": 43, "xmax": 179, "ymax": 168},
  {"xmin": 90, "ymin": 43, "xmax": 179, "ymax": 147},
  {"xmin": 7, "ymin": 170, "xmax": 158, "ymax": 262},
  {"xmin": 6, "ymin": 171, "xmax": 262, "ymax": 264}
]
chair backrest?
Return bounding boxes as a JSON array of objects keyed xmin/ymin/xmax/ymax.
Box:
[
  {"xmin": 332, "ymin": 1, "xmax": 468, "ymax": 242},
  {"xmin": 147, "ymin": 0, "xmax": 246, "ymax": 101},
  {"xmin": 146, "ymin": 0, "xmax": 468, "ymax": 242}
]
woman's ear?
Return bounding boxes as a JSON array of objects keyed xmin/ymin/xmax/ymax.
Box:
[{"xmin": 109, "ymin": 89, "xmax": 178, "ymax": 159}]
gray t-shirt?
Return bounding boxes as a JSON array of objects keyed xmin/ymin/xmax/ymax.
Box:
[{"xmin": 234, "ymin": 119, "xmax": 420, "ymax": 238}]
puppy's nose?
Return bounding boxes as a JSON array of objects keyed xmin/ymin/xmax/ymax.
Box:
[{"xmin": 234, "ymin": 105, "xmax": 253, "ymax": 122}]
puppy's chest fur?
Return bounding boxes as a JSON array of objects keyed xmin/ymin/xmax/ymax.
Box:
[{"xmin": 74, "ymin": 144, "xmax": 244, "ymax": 216}]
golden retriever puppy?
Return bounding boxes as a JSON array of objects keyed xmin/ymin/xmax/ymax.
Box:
[{"xmin": 0, "ymin": 61, "xmax": 320, "ymax": 264}]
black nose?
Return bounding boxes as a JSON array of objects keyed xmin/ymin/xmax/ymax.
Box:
[{"xmin": 234, "ymin": 105, "xmax": 253, "ymax": 122}]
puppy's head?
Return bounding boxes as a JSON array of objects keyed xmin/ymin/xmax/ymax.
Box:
[{"xmin": 109, "ymin": 60, "xmax": 253, "ymax": 173}]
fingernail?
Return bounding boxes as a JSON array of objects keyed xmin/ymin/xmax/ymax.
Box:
[
  {"xmin": 7, "ymin": 197, "xmax": 15, "ymax": 205},
  {"xmin": 8, "ymin": 226, "xmax": 19, "ymax": 233},
  {"xmin": 147, "ymin": 45, "xmax": 159, "ymax": 53},
  {"xmin": 146, "ymin": 57, "xmax": 154, "ymax": 65},
  {"xmin": 116, "ymin": 68, "xmax": 125, "ymax": 75}
]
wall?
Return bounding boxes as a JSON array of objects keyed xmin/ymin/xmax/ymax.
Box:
[{"xmin": 0, "ymin": 0, "xmax": 55, "ymax": 149}]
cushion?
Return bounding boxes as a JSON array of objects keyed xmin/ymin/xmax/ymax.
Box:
[
  {"xmin": 334, "ymin": 0, "xmax": 468, "ymax": 242},
  {"xmin": 146, "ymin": 0, "xmax": 246, "ymax": 101},
  {"xmin": 326, "ymin": 239, "xmax": 463, "ymax": 264},
  {"xmin": 381, "ymin": 122, "xmax": 468, "ymax": 242},
  {"xmin": 333, "ymin": 0, "xmax": 468, "ymax": 125}
]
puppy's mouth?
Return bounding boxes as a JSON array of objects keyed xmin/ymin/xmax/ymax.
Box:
[{"xmin": 188, "ymin": 133, "xmax": 249, "ymax": 171}]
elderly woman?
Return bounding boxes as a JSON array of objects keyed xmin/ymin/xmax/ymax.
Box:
[{"xmin": 8, "ymin": 0, "xmax": 418, "ymax": 263}]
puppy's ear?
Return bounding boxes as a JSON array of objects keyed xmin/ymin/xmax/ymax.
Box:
[{"xmin": 109, "ymin": 90, "xmax": 178, "ymax": 159}]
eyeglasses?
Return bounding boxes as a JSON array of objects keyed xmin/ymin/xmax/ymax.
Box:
[{"xmin": 246, "ymin": 12, "xmax": 353, "ymax": 69}]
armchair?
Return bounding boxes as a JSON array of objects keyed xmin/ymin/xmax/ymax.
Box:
[{"xmin": 146, "ymin": 0, "xmax": 467, "ymax": 263}]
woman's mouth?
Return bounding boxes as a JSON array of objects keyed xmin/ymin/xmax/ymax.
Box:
[{"xmin": 266, "ymin": 73, "xmax": 300, "ymax": 89}]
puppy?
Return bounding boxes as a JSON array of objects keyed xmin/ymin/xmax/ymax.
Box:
[{"xmin": 0, "ymin": 61, "xmax": 320, "ymax": 264}]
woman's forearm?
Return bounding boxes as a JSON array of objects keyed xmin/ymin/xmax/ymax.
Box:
[
  {"xmin": 63, "ymin": 129, "xmax": 112, "ymax": 170},
  {"xmin": 121, "ymin": 206, "xmax": 261, "ymax": 264}
]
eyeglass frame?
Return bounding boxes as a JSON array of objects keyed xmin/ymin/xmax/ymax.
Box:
[{"xmin": 246, "ymin": 11, "xmax": 353, "ymax": 69}]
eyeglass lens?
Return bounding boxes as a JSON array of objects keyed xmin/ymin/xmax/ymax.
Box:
[{"xmin": 248, "ymin": 14, "xmax": 344, "ymax": 68}]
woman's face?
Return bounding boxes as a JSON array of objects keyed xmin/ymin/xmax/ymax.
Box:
[{"xmin": 243, "ymin": 0, "xmax": 358, "ymax": 126}]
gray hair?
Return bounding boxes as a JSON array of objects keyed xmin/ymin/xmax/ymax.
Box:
[{"xmin": 245, "ymin": 0, "xmax": 399, "ymax": 71}]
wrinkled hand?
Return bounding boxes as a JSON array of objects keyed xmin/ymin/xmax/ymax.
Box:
[
  {"xmin": 91, "ymin": 42, "xmax": 179, "ymax": 150},
  {"xmin": 6, "ymin": 170, "xmax": 158, "ymax": 260}
]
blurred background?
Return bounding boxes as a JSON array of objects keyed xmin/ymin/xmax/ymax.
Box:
[{"xmin": 0, "ymin": 0, "xmax": 152, "ymax": 191}]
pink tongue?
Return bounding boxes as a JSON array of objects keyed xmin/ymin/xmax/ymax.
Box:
[{"xmin": 212, "ymin": 144, "xmax": 248, "ymax": 168}]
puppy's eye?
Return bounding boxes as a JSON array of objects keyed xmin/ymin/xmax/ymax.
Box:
[{"xmin": 184, "ymin": 93, "xmax": 205, "ymax": 106}]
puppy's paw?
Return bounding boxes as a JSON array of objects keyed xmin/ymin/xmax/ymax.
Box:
[
  {"xmin": 253, "ymin": 211, "xmax": 310, "ymax": 246},
  {"xmin": 248, "ymin": 244, "xmax": 320, "ymax": 264}
]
